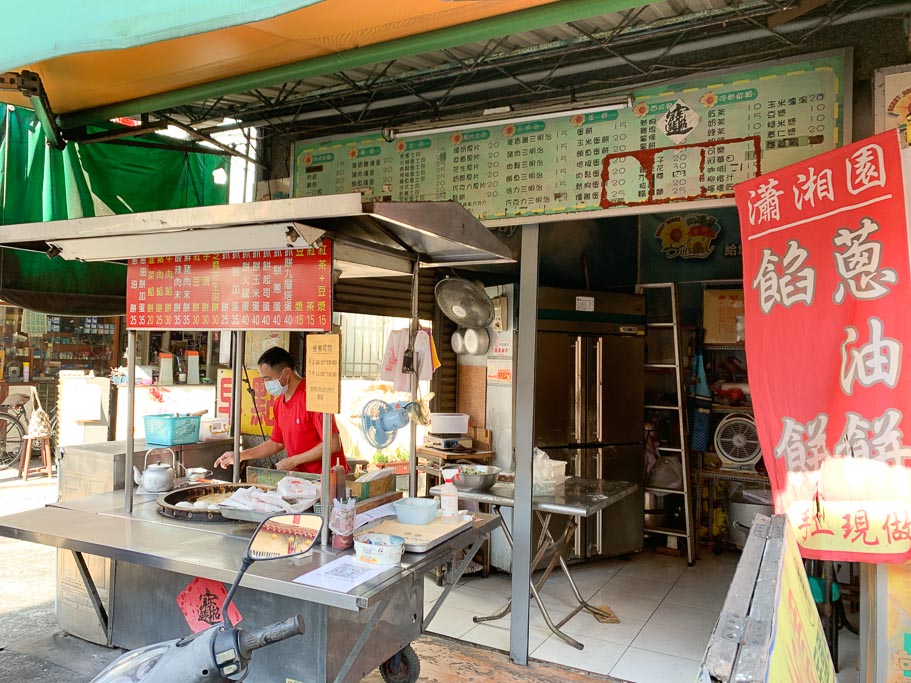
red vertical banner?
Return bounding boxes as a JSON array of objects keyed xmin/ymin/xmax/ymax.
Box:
[
  {"xmin": 736, "ymin": 129, "xmax": 911, "ymax": 562},
  {"xmin": 126, "ymin": 241, "xmax": 333, "ymax": 331}
]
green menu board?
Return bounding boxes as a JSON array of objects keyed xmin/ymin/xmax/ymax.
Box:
[{"xmin": 293, "ymin": 50, "xmax": 847, "ymax": 220}]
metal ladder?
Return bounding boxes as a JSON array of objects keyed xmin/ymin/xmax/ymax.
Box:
[{"xmin": 637, "ymin": 282, "xmax": 696, "ymax": 565}]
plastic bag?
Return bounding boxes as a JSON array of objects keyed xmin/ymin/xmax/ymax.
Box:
[
  {"xmin": 533, "ymin": 448, "xmax": 556, "ymax": 495},
  {"xmin": 647, "ymin": 455, "xmax": 683, "ymax": 490},
  {"xmin": 276, "ymin": 476, "xmax": 319, "ymax": 501}
]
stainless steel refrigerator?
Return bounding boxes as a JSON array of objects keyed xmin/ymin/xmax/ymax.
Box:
[{"xmin": 534, "ymin": 287, "xmax": 645, "ymax": 559}]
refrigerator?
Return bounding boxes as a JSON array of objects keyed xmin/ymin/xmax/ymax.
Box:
[{"xmin": 534, "ymin": 287, "xmax": 645, "ymax": 559}]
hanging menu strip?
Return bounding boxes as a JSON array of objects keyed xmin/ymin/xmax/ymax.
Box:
[
  {"xmin": 293, "ymin": 50, "xmax": 846, "ymax": 220},
  {"xmin": 125, "ymin": 243, "xmax": 333, "ymax": 331}
]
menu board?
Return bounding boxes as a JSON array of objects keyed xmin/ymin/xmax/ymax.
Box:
[
  {"xmin": 126, "ymin": 242, "xmax": 333, "ymax": 330},
  {"xmin": 293, "ymin": 50, "xmax": 847, "ymax": 220},
  {"xmin": 306, "ymin": 333, "xmax": 341, "ymax": 414}
]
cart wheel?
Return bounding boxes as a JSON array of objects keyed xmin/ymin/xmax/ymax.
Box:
[{"xmin": 379, "ymin": 645, "xmax": 420, "ymax": 683}]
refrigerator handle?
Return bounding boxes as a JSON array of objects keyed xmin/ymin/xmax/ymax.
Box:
[{"xmin": 596, "ymin": 337, "xmax": 604, "ymax": 555}]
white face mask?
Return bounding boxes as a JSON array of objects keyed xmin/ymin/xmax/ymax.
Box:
[{"xmin": 263, "ymin": 370, "xmax": 288, "ymax": 397}]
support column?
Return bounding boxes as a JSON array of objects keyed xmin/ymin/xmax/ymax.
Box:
[
  {"xmin": 124, "ymin": 329, "xmax": 137, "ymax": 514},
  {"xmin": 321, "ymin": 413, "xmax": 331, "ymax": 547},
  {"xmin": 231, "ymin": 331, "xmax": 245, "ymax": 484},
  {"xmin": 510, "ymin": 223, "xmax": 539, "ymax": 665},
  {"xmin": 408, "ymin": 258, "xmax": 420, "ymax": 499}
]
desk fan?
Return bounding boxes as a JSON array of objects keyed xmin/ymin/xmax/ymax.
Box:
[
  {"xmin": 360, "ymin": 396, "xmax": 432, "ymax": 449},
  {"xmin": 714, "ymin": 413, "xmax": 762, "ymax": 470}
]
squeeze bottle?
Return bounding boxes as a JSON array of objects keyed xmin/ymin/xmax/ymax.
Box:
[{"xmin": 440, "ymin": 469, "xmax": 459, "ymax": 521}]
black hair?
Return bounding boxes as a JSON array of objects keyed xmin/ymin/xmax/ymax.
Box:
[{"xmin": 257, "ymin": 346, "xmax": 295, "ymax": 370}]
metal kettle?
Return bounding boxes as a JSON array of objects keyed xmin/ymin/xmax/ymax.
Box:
[{"xmin": 133, "ymin": 448, "xmax": 180, "ymax": 492}]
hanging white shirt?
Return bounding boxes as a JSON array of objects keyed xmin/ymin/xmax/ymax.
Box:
[{"xmin": 380, "ymin": 329, "xmax": 433, "ymax": 391}]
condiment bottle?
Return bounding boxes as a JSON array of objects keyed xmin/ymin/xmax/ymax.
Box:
[{"xmin": 440, "ymin": 469, "xmax": 459, "ymax": 521}]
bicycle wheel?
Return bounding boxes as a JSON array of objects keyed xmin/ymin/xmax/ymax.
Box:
[{"xmin": 0, "ymin": 412, "xmax": 25, "ymax": 470}]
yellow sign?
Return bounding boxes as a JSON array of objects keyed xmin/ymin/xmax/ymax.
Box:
[
  {"xmin": 767, "ymin": 521, "xmax": 835, "ymax": 683},
  {"xmin": 305, "ymin": 334, "xmax": 341, "ymax": 414},
  {"xmin": 216, "ymin": 368, "xmax": 277, "ymax": 437}
]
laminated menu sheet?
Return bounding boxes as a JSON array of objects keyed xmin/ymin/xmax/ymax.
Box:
[{"xmin": 293, "ymin": 555, "xmax": 395, "ymax": 593}]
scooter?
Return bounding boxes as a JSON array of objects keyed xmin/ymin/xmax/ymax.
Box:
[{"xmin": 91, "ymin": 512, "xmax": 324, "ymax": 682}]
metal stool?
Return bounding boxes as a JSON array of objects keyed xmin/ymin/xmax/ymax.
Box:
[{"xmin": 18, "ymin": 436, "xmax": 54, "ymax": 481}]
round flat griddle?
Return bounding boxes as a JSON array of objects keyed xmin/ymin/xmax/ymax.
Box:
[{"xmin": 157, "ymin": 482, "xmax": 273, "ymax": 523}]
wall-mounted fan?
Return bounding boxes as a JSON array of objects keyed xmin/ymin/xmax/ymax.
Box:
[
  {"xmin": 714, "ymin": 413, "xmax": 762, "ymax": 470},
  {"xmin": 435, "ymin": 277, "xmax": 496, "ymax": 356}
]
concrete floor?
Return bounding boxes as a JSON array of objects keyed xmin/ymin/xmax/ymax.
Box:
[{"xmin": 0, "ymin": 466, "xmax": 618, "ymax": 682}]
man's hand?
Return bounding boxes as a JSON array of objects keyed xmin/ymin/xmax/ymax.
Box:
[
  {"xmin": 274, "ymin": 456, "xmax": 298, "ymax": 471},
  {"xmin": 215, "ymin": 451, "xmax": 236, "ymax": 469}
]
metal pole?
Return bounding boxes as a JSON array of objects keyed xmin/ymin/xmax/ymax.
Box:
[
  {"xmin": 205, "ymin": 331, "xmax": 215, "ymax": 382},
  {"xmin": 408, "ymin": 258, "xmax": 420, "ymax": 499},
  {"xmin": 321, "ymin": 413, "xmax": 331, "ymax": 547},
  {"xmin": 231, "ymin": 331, "xmax": 245, "ymax": 484},
  {"xmin": 124, "ymin": 329, "xmax": 137, "ymax": 514},
  {"xmin": 510, "ymin": 223, "xmax": 539, "ymax": 666}
]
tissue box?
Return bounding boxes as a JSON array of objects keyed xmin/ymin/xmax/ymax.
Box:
[{"xmin": 200, "ymin": 417, "xmax": 229, "ymax": 441}]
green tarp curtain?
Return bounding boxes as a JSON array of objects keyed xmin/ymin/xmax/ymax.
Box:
[{"xmin": 0, "ymin": 106, "xmax": 229, "ymax": 314}]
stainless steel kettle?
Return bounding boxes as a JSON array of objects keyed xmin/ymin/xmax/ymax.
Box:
[{"xmin": 133, "ymin": 448, "xmax": 180, "ymax": 492}]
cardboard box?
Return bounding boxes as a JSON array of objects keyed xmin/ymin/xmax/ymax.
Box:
[{"xmin": 703, "ymin": 290, "xmax": 744, "ymax": 344}]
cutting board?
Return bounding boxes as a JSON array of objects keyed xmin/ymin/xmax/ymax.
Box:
[{"xmin": 365, "ymin": 516, "xmax": 472, "ymax": 553}]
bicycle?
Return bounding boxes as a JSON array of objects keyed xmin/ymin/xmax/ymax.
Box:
[{"xmin": 0, "ymin": 392, "xmax": 35, "ymax": 470}]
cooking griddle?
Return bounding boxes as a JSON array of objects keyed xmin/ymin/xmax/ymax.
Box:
[{"xmin": 156, "ymin": 483, "xmax": 273, "ymax": 523}]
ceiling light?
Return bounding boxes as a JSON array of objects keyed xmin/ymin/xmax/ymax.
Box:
[{"xmin": 394, "ymin": 96, "xmax": 632, "ymax": 139}]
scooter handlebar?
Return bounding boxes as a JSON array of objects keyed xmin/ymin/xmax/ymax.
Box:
[{"xmin": 239, "ymin": 615, "xmax": 305, "ymax": 657}]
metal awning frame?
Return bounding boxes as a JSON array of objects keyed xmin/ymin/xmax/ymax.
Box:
[{"xmin": 0, "ymin": 194, "xmax": 513, "ymax": 547}]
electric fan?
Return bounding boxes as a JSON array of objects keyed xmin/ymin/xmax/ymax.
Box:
[
  {"xmin": 714, "ymin": 413, "xmax": 762, "ymax": 470},
  {"xmin": 360, "ymin": 399, "xmax": 412, "ymax": 449},
  {"xmin": 434, "ymin": 278, "xmax": 495, "ymax": 328}
]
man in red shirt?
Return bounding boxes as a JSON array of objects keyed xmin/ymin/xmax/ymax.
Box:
[{"xmin": 215, "ymin": 346, "xmax": 347, "ymax": 474}]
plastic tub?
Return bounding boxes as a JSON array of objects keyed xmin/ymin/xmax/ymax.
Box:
[
  {"xmin": 393, "ymin": 497, "xmax": 437, "ymax": 525},
  {"xmin": 354, "ymin": 532, "xmax": 405, "ymax": 565},
  {"xmin": 428, "ymin": 413, "xmax": 470, "ymax": 434}
]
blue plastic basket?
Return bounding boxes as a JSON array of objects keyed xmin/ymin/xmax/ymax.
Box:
[{"xmin": 143, "ymin": 414, "xmax": 202, "ymax": 446}]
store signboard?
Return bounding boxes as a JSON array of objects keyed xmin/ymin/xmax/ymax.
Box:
[
  {"xmin": 638, "ymin": 208, "xmax": 743, "ymax": 283},
  {"xmin": 126, "ymin": 243, "xmax": 333, "ymax": 331},
  {"xmin": 293, "ymin": 50, "xmax": 847, "ymax": 220},
  {"xmin": 874, "ymin": 64, "xmax": 911, "ymax": 133},
  {"xmin": 736, "ymin": 129, "xmax": 911, "ymax": 562}
]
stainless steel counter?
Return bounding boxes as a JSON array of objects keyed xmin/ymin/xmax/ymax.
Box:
[
  {"xmin": 430, "ymin": 477, "xmax": 635, "ymax": 517},
  {"xmin": 0, "ymin": 494, "xmax": 498, "ymax": 612}
]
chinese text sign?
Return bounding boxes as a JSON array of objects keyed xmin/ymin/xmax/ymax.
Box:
[
  {"xmin": 305, "ymin": 334, "xmax": 341, "ymax": 414},
  {"xmin": 736, "ymin": 129, "xmax": 911, "ymax": 562},
  {"xmin": 126, "ymin": 243, "xmax": 333, "ymax": 331},
  {"xmin": 294, "ymin": 52, "xmax": 846, "ymax": 220},
  {"xmin": 217, "ymin": 368, "xmax": 276, "ymax": 437}
]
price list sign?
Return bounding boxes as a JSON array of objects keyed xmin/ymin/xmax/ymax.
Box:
[
  {"xmin": 306, "ymin": 333, "xmax": 341, "ymax": 414},
  {"xmin": 126, "ymin": 242, "xmax": 333, "ymax": 331},
  {"xmin": 293, "ymin": 50, "xmax": 847, "ymax": 220}
]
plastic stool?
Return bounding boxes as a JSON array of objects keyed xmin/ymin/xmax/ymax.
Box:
[{"xmin": 18, "ymin": 436, "xmax": 53, "ymax": 481}]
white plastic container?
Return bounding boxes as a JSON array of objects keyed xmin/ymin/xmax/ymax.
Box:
[
  {"xmin": 551, "ymin": 460, "xmax": 567, "ymax": 486},
  {"xmin": 354, "ymin": 532, "xmax": 405, "ymax": 565},
  {"xmin": 440, "ymin": 469, "xmax": 459, "ymax": 521},
  {"xmin": 428, "ymin": 413, "xmax": 470, "ymax": 434}
]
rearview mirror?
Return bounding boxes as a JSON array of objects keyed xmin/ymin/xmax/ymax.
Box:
[{"xmin": 246, "ymin": 513, "xmax": 323, "ymax": 561}]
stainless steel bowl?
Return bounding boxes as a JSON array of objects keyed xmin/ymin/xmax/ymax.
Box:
[{"xmin": 451, "ymin": 464, "xmax": 501, "ymax": 492}]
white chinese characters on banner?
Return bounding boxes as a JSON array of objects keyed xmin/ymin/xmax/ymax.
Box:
[
  {"xmin": 752, "ymin": 240, "xmax": 816, "ymax": 314},
  {"xmin": 839, "ymin": 317, "xmax": 902, "ymax": 396},
  {"xmin": 747, "ymin": 178, "xmax": 785, "ymax": 225},
  {"xmin": 832, "ymin": 218, "xmax": 898, "ymax": 303},
  {"xmin": 793, "ymin": 166, "xmax": 835, "ymax": 211},
  {"xmin": 774, "ymin": 414, "xmax": 829, "ymax": 472},
  {"xmin": 846, "ymin": 144, "xmax": 886, "ymax": 194}
]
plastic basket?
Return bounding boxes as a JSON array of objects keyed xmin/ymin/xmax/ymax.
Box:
[{"xmin": 144, "ymin": 414, "xmax": 202, "ymax": 446}]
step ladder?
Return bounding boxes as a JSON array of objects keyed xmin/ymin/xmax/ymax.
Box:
[{"xmin": 637, "ymin": 282, "xmax": 696, "ymax": 565}]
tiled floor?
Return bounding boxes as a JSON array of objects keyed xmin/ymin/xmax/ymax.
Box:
[{"xmin": 424, "ymin": 550, "xmax": 861, "ymax": 683}]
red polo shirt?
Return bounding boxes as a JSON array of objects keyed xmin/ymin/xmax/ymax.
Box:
[{"xmin": 270, "ymin": 379, "xmax": 347, "ymax": 474}]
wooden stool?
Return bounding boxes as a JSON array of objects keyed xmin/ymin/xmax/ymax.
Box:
[{"xmin": 18, "ymin": 436, "xmax": 53, "ymax": 481}]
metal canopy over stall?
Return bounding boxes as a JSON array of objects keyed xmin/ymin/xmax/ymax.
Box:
[{"xmin": 0, "ymin": 193, "xmax": 514, "ymax": 536}]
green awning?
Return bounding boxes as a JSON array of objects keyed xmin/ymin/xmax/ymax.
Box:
[{"xmin": 0, "ymin": 106, "xmax": 229, "ymax": 315}]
